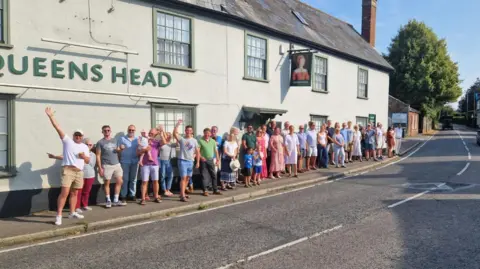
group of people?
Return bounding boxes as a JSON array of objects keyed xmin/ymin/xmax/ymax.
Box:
[{"xmin": 45, "ymin": 106, "xmax": 403, "ymax": 226}]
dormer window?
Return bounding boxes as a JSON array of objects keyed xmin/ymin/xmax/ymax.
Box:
[{"xmin": 292, "ymin": 10, "xmax": 308, "ymax": 26}]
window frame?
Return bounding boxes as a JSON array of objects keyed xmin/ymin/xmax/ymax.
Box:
[
  {"xmin": 312, "ymin": 56, "xmax": 328, "ymax": 93},
  {"xmin": 356, "ymin": 116, "xmax": 368, "ymax": 128},
  {"xmin": 243, "ymin": 31, "xmax": 269, "ymax": 83},
  {"xmin": 357, "ymin": 68, "xmax": 369, "ymax": 99},
  {"xmin": 310, "ymin": 114, "xmax": 328, "ymax": 132},
  {"xmin": 0, "ymin": 0, "xmax": 12, "ymax": 49},
  {"xmin": 0, "ymin": 95, "xmax": 15, "ymax": 177},
  {"xmin": 152, "ymin": 8, "xmax": 195, "ymax": 72},
  {"xmin": 150, "ymin": 103, "xmax": 197, "ymax": 137}
]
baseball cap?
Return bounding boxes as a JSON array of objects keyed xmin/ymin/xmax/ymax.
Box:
[{"xmin": 73, "ymin": 129, "xmax": 84, "ymax": 136}]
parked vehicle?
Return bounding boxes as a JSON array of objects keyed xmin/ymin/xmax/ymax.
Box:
[
  {"xmin": 441, "ymin": 116, "xmax": 454, "ymax": 130},
  {"xmin": 477, "ymin": 131, "xmax": 480, "ymax": 146}
]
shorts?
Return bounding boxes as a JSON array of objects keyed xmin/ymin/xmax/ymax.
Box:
[
  {"xmin": 243, "ymin": 167, "xmax": 252, "ymax": 176},
  {"xmin": 103, "ymin": 163, "xmax": 123, "ymax": 180},
  {"xmin": 328, "ymin": 144, "xmax": 334, "ymax": 153},
  {"xmin": 61, "ymin": 166, "xmax": 84, "ymax": 189},
  {"xmin": 178, "ymin": 159, "xmax": 194, "ymax": 177},
  {"xmin": 299, "ymin": 148, "xmax": 307, "ymax": 158},
  {"xmin": 307, "ymin": 146, "xmax": 317, "ymax": 157},
  {"xmin": 141, "ymin": 165, "xmax": 160, "ymax": 182},
  {"xmin": 365, "ymin": 143, "xmax": 374, "ymax": 150},
  {"xmin": 376, "ymin": 142, "xmax": 384, "ymax": 150},
  {"xmin": 254, "ymin": 166, "xmax": 262, "ymax": 174}
]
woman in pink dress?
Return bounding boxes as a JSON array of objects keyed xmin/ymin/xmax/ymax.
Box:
[
  {"xmin": 269, "ymin": 127, "xmax": 285, "ymax": 179},
  {"xmin": 256, "ymin": 128, "xmax": 268, "ymax": 179}
]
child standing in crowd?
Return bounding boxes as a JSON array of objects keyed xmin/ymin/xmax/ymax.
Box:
[
  {"xmin": 243, "ymin": 147, "xmax": 254, "ymax": 187},
  {"xmin": 138, "ymin": 129, "xmax": 154, "ymax": 166},
  {"xmin": 253, "ymin": 148, "xmax": 262, "ymax": 185}
]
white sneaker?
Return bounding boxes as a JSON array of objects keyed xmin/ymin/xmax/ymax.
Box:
[
  {"xmin": 55, "ymin": 215, "xmax": 62, "ymax": 226},
  {"xmin": 68, "ymin": 212, "xmax": 85, "ymax": 219},
  {"xmin": 113, "ymin": 200, "xmax": 127, "ymax": 206},
  {"xmin": 82, "ymin": 207, "xmax": 92, "ymax": 211},
  {"xmin": 75, "ymin": 208, "xmax": 83, "ymax": 214}
]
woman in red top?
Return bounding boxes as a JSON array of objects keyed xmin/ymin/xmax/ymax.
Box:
[
  {"xmin": 386, "ymin": 126, "xmax": 396, "ymax": 158},
  {"xmin": 292, "ymin": 55, "xmax": 310, "ymax": 81}
]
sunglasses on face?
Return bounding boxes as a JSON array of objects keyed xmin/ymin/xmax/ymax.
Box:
[
  {"xmin": 74, "ymin": 133, "xmax": 83, "ymax": 137},
  {"xmin": 87, "ymin": 144, "xmax": 93, "ymax": 146},
  {"xmin": 103, "ymin": 129, "xmax": 111, "ymax": 133},
  {"xmin": 128, "ymin": 129, "xmax": 135, "ymax": 132}
]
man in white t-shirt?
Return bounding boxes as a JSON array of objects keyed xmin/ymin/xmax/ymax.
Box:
[
  {"xmin": 394, "ymin": 124, "xmax": 403, "ymax": 155},
  {"xmin": 45, "ymin": 107, "xmax": 90, "ymax": 226}
]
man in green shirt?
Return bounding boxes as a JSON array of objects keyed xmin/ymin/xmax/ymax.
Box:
[
  {"xmin": 242, "ymin": 125, "xmax": 257, "ymax": 150},
  {"xmin": 198, "ymin": 128, "xmax": 222, "ymax": 196}
]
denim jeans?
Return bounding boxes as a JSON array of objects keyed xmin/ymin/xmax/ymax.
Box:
[
  {"xmin": 120, "ymin": 162, "xmax": 138, "ymax": 198},
  {"xmin": 318, "ymin": 145, "xmax": 328, "ymax": 168},
  {"xmin": 160, "ymin": 160, "xmax": 173, "ymax": 191},
  {"xmin": 334, "ymin": 146, "xmax": 345, "ymax": 166}
]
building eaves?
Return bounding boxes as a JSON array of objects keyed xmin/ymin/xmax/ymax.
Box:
[{"xmin": 152, "ymin": 0, "xmax": 394, "ymax": 73}]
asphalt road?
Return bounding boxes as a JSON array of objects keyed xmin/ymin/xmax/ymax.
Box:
[{"xmin": 1, "ymin": 127, "xmax": 479, "ymax": 269}]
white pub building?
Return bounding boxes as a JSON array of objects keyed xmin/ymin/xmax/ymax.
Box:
[{"xmin": 0, "ymin": 0, "xmax": 392, "ymax": 217}]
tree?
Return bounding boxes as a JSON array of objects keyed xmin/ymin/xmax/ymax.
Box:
[
  {"xmin": 457, "ymin": 78, "xmax": 480, "ymax": 125},
  {"xmin": 385, "ymin": 20, "xmax": 462, "ymax": 120},
  {"xmin": 440, "ymin": 105, "xmax": 455, "ymax": 117}
]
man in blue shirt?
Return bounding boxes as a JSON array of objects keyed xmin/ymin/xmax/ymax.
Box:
[
  {"xmin": 364, "ymin": 124, "xmax": 378, "ymax": 161},
  {"xmin": 118, "ymin": 125, "xmax": 139, "ymax": 202},
  {"xmin": 296, "ymin": 125, "xmax": 307, "ymax": 172}
]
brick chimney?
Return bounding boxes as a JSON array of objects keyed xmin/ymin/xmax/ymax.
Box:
[{"xmin": 361, "ymin": 0, "xmax": 377, "ymax": 47}]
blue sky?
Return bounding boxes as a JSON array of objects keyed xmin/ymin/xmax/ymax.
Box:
[{"xmin": 302, "ymin": 0, "xmax": 479, "ymax": 108}]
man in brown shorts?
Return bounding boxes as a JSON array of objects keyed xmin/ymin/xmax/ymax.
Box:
[{"xmin": 45, "ymin": 107, "xmax": 90, "ymax": 226}]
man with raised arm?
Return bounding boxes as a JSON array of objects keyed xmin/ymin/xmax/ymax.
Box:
[
  {"xmin": 45, "ymin": 107, "xmax": 90, "ymax": 226},
  {"xmin": 96, "ymin": 125, "xmax": 127, "ymax": 208},
  {"xmin": 173, "ymin": 119, "xmax": 200, "ymax": 202}
]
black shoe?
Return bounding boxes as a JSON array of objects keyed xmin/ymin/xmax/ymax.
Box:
[{"xmin": 127, "ymin": 196, "xmax": 136, "ymax": 201}]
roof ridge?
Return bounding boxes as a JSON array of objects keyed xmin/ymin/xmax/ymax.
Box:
[{"xmin": 292, "ymin": 0, "xmax": 354, "ymax": 27}]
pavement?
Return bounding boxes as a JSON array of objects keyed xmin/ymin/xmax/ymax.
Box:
[{"xmin": 0, "ymin": 135, "xmax": 442, "ymax": 268}]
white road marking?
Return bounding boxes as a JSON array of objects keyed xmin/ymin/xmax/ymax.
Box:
[
  {"xmin": 468, "ymin": 152, "xmax": 472, "ymax": 160},
  {"xmin": 215, "ymin": 225, "xmax": 343, "ymax": 269},
  {"xmin": 0, "ymin": 132, "xmax": 437, "ymax": 254},
  {"xmin": 0, "ymin": 180, "xmax": 336, "ymax": 254},
  {"xmin": 457, "ymin": 163, "xmax": 471, "ymax": 176},
  {"xmin": 387, "ymin": 183, "xmax": 446, "ymax": 208}
]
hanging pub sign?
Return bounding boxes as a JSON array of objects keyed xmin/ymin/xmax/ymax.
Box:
[{"xmin": 290, "ymin": 52, "xmax": 312, "ymax": 87}]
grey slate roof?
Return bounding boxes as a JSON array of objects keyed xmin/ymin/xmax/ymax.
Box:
[{"xmin": 173, "ymin": 0, "xmax": 394, "ymax": 71}]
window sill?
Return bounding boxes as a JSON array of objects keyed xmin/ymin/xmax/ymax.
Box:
[
  {"xmin": 357, "ymin": 96, "xmax": 369, "ymax": 100},
  {"xmin": 0, "ymin": 43, "xmax": 13, "ymax": 50},
  {"xmin": 312, "ymin": 89, "xmax": 329, "ymax": 94},
  {"xmin": 151, "ymin": 63, "xmax": 197, "ymax": 73},
  {"xmin": 243, "ymin": 76, "xmax": 270, "ymax": 83},
  {"xmin": 0, "ymin": 170, "xmax": 16, "ymax": 178}
]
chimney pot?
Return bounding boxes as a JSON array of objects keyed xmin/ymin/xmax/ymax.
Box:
[{"xmin": 361, "ymin": 0, "xmax": 377, "ymax": 47}]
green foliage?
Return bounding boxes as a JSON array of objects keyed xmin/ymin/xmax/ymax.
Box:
[
  {"xmin": 457, "ymin": 78, "xmax": 480, "ymax": 113},
  {"xmin": 386, "ymin": 20, "xmax": 462, "ymax": 119},
  {"xmin": 440, "ymin": 105, "xmax": 455, "ymax": 117}
]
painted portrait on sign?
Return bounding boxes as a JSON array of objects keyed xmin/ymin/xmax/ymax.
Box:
[{"xmin": 290, "ymin": 53, "xmax": 312, "ymax": 86}]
